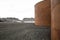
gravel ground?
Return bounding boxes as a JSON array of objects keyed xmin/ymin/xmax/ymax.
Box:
[{"xmin": 0, "ymin": 23, "xmax": 51, "ymax": 40}]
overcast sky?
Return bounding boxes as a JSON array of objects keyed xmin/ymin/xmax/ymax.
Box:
[{"xmin": 0, "ymin": 0, "xmax": 42, "ymax": 20}]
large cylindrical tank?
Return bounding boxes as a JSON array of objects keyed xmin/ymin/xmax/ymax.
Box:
[
  {"xmin": 35, "ymin": 0, "xmax": 51, "ymax": 27},
  {"xmin": 51, "ymin": 0, "xmax": 60, "ymax": 40}
]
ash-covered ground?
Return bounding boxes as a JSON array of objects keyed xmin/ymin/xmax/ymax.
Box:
[{"xmin": 0, "ymin": 23, "xmax": 50, "ymax": 40}]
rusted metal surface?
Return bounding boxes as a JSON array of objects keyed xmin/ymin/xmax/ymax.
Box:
[
  {"xmin": 51, "ymin": 0, "xmax": 60, "ymax": 40},
  {"xmin": 35, "ymin": 0, "xmax": 51, "ymax": 26}
]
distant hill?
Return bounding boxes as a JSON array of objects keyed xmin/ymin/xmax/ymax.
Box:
[
  {"xmin": 0, "ymin": 17, "xmax": 21, "ymax": 23},
  {"xmin": 23, "ymin": 18, "xmax": 34, "ymax": 23},
  {"xmin": 0, "ymin": 18, "xmax": 35, "ymax": 23},
  {"xmin": 23, "ymin": 18, "xmax": 34, "ymax": 21}
]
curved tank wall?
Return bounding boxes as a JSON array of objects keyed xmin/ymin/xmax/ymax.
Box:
[{"xmin": 35, "ymin": 0, "xmax": 51, "ymax": 27}]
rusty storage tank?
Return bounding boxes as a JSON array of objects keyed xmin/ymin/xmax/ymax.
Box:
[
  {"xmin": 51, "ymin": 0, "xmax": 60, "ymax": 40},
  {"xmin": 35, "ymin": 0, "xmax": 51, "ymax": 27}
]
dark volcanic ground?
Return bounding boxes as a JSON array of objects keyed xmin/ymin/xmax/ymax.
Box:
[{"xmin": 0, "ymin": 23, "xmax": 51, "ymax": 40}]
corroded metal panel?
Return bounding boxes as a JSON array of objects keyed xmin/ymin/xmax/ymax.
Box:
[
  {"xmin": 35, "ymin": 0, "xmax": 51, "ymax": 26},
  {"xmin": 51, "ymin": 0, "xmax": 60, "ymax": 40}
]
